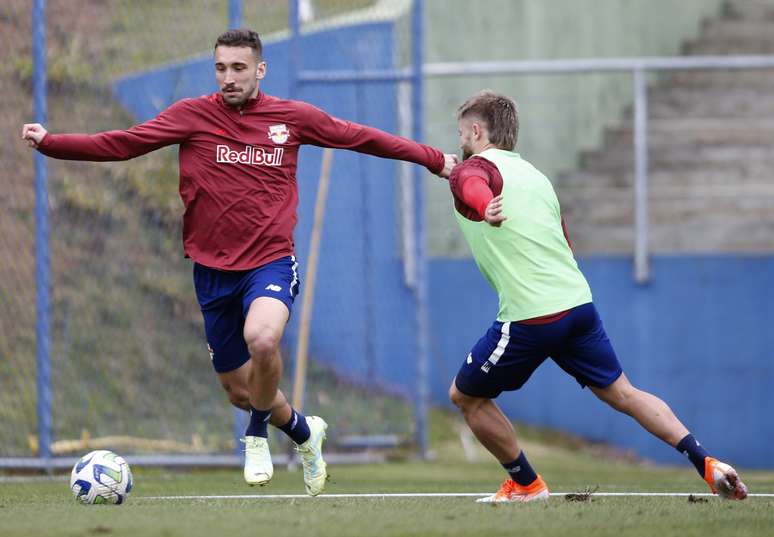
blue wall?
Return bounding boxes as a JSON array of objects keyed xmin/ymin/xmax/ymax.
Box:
[
  {"xmin": 113, "ymin": 23, "xmax": 773, "ymax": 467},
  {"xmin": 430, "ymin": 256, "xmax": 774, "ymax": 468}
]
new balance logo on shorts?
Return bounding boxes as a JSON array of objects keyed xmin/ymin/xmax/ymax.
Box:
[
  {"xmin": 216, "ymin": 145, "xmax": 284, "ymax": 166},
  {"xmin": 265, "ymin": 284, "xmax": 282, "ymax": 292}
]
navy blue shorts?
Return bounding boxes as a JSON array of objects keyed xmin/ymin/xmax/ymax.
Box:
[
  {"xmin": 193, "ymin": 256, "xmax": 300, "ymax": 373},
  {"xmin": 454, "ymin": 302, "xmax": 623, "ymax": 399}
]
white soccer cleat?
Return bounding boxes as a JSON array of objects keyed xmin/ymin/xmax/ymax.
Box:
[
  {"xmin": 703, "ymin": 457, "xmax": 748, "ymax": 500},
  {"xmin": 476, "ymin": 477, "xmax": 550, "ymax": 503},
  {"xmin": 295, "ymin": 416, "xmax": 328, "ymax": 496},
  {"xmin": 243, "ymin": 436, "xmax": 273, "ymax": 486}
]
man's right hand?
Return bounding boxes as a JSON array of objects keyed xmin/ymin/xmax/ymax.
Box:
[{"xmin": 22, "ymin": 123, "xmax": 48, "ymax": 148}]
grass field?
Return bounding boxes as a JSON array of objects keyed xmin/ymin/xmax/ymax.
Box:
[{"xmin": 2, "ymin": 440, "xmax": 773, "ymax": 537}]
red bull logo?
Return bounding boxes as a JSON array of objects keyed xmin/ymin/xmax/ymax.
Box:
[
  {"xmin": 216, "ymin": 145, "xmax": 284, "ymax": 166},
  {"xmin": 268, "ymin": 123, "xmax": 290, "ymax": 144}
]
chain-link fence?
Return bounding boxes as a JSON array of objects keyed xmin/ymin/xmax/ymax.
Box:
[
  {"xmin": 2, "ymin": 0, "xmax": 426, "ymax": 465},
  {"xmin": 6, "ymin": 0, "xmax": 774, "ymax": 470}
]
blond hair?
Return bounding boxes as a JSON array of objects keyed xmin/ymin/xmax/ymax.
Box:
[{"xmin": 456, "ymin": 90, "xmax": 519, "ymax": 150}]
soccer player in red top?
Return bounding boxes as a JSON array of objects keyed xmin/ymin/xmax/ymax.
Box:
[{"xmin": 22, "ymin": 29, "xmax": 458, "ymax": 496}]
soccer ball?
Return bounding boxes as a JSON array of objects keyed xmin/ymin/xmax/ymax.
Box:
[{"xmin": 70, "ymin": 450, "xmax": 133, "ymax": 504}]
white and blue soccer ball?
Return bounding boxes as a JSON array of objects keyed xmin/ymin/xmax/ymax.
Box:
[{"xmin": 70, "ymin": 450, "xmax": 133, "ymax": 504}]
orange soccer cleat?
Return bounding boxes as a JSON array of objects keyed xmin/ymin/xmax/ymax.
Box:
[
  {"xmin": 703, "ymin": 457, "xmax": 748, "ymax": 500},
  {"xmin": 476, "ymin": 476, "xmax": 550, "ymax": 503}
]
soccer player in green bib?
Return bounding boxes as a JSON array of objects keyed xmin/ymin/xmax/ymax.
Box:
[{"xmin": 446, "ymin": 91, "xmax": 748, "ymax": 503}]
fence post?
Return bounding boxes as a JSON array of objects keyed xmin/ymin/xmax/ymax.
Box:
[
  {"xmin": 33, "ymin": 0, "xmax": 52, "ymax": 468},
  {"xmin": 411, "ymin": 0, "xmax": 430, "ymax": 459},
  {"xmin": 228, "ymin": 0, "xmax": 243, "ymax": 29},
  {"xmin": 289, "ymin": 0, "xmax": 300, "ymax": 99},
  {"xmin": 633, "ymin": 67, "xmax": 650, "ymax": 283}
]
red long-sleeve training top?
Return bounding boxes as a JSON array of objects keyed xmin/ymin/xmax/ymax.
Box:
[{"xmin": 37, "ymin": 91, "xmax": 445, "ymax": 271}]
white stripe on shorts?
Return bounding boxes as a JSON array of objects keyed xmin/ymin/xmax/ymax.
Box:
[
  {"xmin": 289, "ymin": 256, "xmax": 299, "ymax": 297},
  {"xmin": 487, "ymin": 321, "xmax": 511, "ymax": 365}
]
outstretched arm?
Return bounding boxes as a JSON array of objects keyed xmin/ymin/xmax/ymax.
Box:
[
  {"xmin": 21, "ymin": 100, "xmax": 194, "ymax": 161},
  {"xmin": 296, "ymin": 102, "xmax": 456, "ymax": 177}
]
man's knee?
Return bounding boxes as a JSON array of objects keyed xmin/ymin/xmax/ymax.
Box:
[
  {"xmin": 448, "ymin": 381, "xmax": 462, "ymax": 406},
  {"xmin": 244, "ymin": 297, "xmax": 289, "ymax": 359},
  {"xmin": 244, "ymin": 329, "xmax": 281, "ymax": 360},
  {"xmin": 221, "ymin": 381, "xmax": 250, "ymax": 410},
  {"xmin": 449, "ymin": 380, "xmax": 483, "ymax": 412},
  {"xmin": 593, "ymin": 375, "xmax": 638, "ymax": 413}
]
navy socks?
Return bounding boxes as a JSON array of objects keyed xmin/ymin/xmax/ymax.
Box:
[
  {"xmin": 245, "ymin": 406, "xmax": 311, "ymax": 445},
  {"xmin": 676, "ymin": 433, "xmax": 710, "ymax": 476},
  {"xmin": 245, "ymin": 406, "xmax": 272, "ymax": 438},
  {"xmin": 278, "ymin": 409, "xmax": 311, "ymax": 445},
  {"xmin": 502, "ymin": 451, "xmax": 538, "ymax": 486}
]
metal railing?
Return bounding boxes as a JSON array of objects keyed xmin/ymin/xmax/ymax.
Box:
[{"xmin": 300, "ymin": 54, "xmax": 774, "ymax": 283}]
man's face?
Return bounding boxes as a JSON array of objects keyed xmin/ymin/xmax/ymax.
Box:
[
  {"xmin": 214, "ymin": 45, "xmax": 266, "ymax": 107},
  {"xmin": 458, "ymin": 116, "xmax": 476, "ymax": 161}
]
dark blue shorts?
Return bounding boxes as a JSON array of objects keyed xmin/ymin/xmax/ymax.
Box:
[
  {"xmin": 193, "ymin": 256, "xmax": 300, "ymax": 373},
  {"xmin": 454, "ymin": 302, "xmax": 623, "ymax": 399}
]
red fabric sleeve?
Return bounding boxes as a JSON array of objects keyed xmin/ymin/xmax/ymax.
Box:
[
  {"xmin": 460, "ymin": 176, "xmax": 494, "ymax": 219},
  {"xmin": 36, "ymin": 100, "xmax": 194, "ymax": 161},
  {"xmin": 448, "ymin": 156, "xmax": 503, "ymax": 221},
  {"xmin": 295, "ymin": 102, "xmax": 445, "ymax": 174}
]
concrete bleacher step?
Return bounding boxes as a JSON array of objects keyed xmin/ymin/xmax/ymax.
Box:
[
  {"xmin": 568, "ymin": 219, "xmax": 774, "ymax": 254},
  {"xmin": 646, "ymin": 87, "xmax": 774, "ymax": 118},
  {"xmin": 682, "ymin": 20, "xmax": 774, "ymax": 54},
  {"xmin": 558, "ymin": 168, "xmax": 774, "ymax": 189},
  {"xmin": 579, "ymin": 142, "xmax": 774, "ymax": 173},
  {"xmin": 701, "ymin": 19, "xmax": 774, "ymax": 39},
  {"xmin": 667, "ymin": 69, "xmax": 774, "ymax": 88},
  {"xmin": 557, "ymin": 0, "xmax": 774, "ymax": 254},
  {"xmin": 603, "ymin": 118, "xmax": 774, "ymax": 147},
  {"xmin": 683, "ymin": 40, "xmax": 774, "ymax": 54},
  {"xmin": 723, "ymin": 0, "xmax": 774, "ymax": 21},
  {"xmin": 558, "ymin": 185, "xmax": 774, "ymax": 225},
  {"xmin": 701, "ymin": 20, "xmax": 774, "ymax": 41}
]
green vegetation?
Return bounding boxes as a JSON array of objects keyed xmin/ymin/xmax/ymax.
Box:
[
  {"xmin": 1, "ymin": 0, "xmax": 379, "ymax": 457},
  {"xmin": 102, "ymin": 0, "xmax": 376, "ymax": 79},
  {"xmin": 1, "ymin": 449, "xmax": 773, "ymax": 537}
]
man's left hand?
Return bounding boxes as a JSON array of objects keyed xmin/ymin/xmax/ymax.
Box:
[
  {"xmin": 484, "ymin": 194, "xmax": 507, "ymax": 227},
  {"xmin": 437, "ymin": 153, "xmax": 459, "ymax": 178}
]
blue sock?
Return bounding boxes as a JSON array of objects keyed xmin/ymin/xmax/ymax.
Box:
[
  {"xmin": 278, "ymin": 409, "xmax": 311, "ymax": 445},
  {"xmin": 502, "ymin": 451, "xmax": 538, "ymax": 486},
  {"xmin": 676, "ymin": 433, "xmax": 710, "ymax": 476},
  {"xmin": 245, "ymin": 406, "xmax": 272, "ymax": 438}
]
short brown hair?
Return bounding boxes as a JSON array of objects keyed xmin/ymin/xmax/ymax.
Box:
[
  {"xmin": 215, "ymin": 29, "xmax": 263, "ymax": 59},
  {"xmin": 457, "ymin": 91, "xmax": 519, "ymax": 150}
]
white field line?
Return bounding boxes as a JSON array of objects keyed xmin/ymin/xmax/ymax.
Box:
[{"xmin": 137, "ymin": 492, "xmax": 774, "ymax": 500}]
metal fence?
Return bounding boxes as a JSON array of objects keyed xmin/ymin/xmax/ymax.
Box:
[
  {"xmin": 3, "ymin": 0, "xmax": 428, "ymax": 470},
  {"xmin": 427, "ymin": 55, "xmax": 774, "ymax": 281},
  {"xmin": 5, "ymin": 0, "xmax": 774, "ymax": 470}
]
